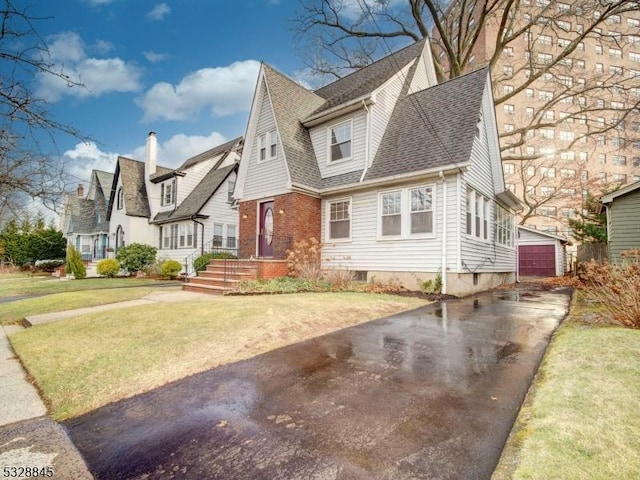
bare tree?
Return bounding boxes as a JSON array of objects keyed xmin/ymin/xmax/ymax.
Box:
[
  {"xmin": 293, "ymin": 0, "xmax": 640, "ymax": 231},
  {"xmin": 0, "ymin": 1, "xmax": 88, "ymax": 224}
]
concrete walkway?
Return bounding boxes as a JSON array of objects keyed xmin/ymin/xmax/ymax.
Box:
[{"xmin": 0, "ymin": 288, "xmax": 213, "ymax": 479}]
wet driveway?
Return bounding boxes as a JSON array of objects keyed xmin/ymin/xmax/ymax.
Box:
[{"xmin": 65, "ymin": 285, "xmax": 571, "ymax": 479}]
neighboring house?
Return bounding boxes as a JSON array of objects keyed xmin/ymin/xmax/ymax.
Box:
[
  {"xmin": 517, "ymin": 226, "xmax": 568, "ymax": 277},
  {"xmin": 106, "ymin": 133, "xmax": 242, "ymax": 274},
  {"xmin": 234, "ymin": 40, "xmax": 521, "ymax": 296},
  {"xmin": 59, "ymin": 170, "xmax": 114, "ymax": 261},
  {"xmin": 601, "ymin": 181, "xmax": 640, "ymax": 263}
]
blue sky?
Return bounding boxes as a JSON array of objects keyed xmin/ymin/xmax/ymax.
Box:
[{"xmin": 32, "ymin": 0, "xmax": 307, "ymax": 190}]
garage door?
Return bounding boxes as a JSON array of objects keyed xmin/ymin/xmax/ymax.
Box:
[{"xmin": 519, "ymin": 245, "xmax": 556, "ymax": 277}]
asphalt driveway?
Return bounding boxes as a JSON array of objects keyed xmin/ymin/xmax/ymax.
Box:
[{"xmin": 65, "ymin": 284, "xmax": 571, "ymax": 480}]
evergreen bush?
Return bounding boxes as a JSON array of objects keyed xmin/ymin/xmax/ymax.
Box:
[
  {"xmin": 96, "ymin": 259, "xmax": 121, "ymax": 278},
  {"xmin": 116, "ymin": 243, "xmax": 157, "ymax": 274},
  {"xmin": 66, "ymin": 244, "xmax": 86, "ymax": 279},
  {"xmin": 160, "ymin": 259, "xmax": 183, "ymax": 279}
]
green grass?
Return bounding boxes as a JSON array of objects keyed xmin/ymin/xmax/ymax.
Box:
[
  {"xmin": 493, "ymin": 295, "xmax": 640, "ymax": 480},
  {"xmin": 0, "ymin": 274, "xmax": 172, "ymax": 297},
  {"xmin": 9, "ymin": 292, "xmax": 428, "ymax": 421},
  {"xmin": 0, "ymin": 288, "xmax": 156, "ymax": 325}
]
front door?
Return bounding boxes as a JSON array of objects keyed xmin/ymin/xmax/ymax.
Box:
[{"xmin": 259, "ymin": 201, "xmax": 274, "ymax": 257}]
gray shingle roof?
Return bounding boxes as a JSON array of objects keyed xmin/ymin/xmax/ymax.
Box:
[
  {"xmin": 263, "ymin": 65, "xmax": 326, "ymax": 189},
  {"xmin": 114, "ymin": 157, "xmax": 151, "ymax": 218},
  {"xmin": 152, "ymin": 163, "xmax": 238, "ymax": 224},
  {"xmin": 65, "ymin": 197, "xmax": 97, "ymax": 234},
  {"xmin": 364, "ymin": 67, "xmax": 488, "ymax": 181},
  {"xmin": 311, "ymin": 39, "xmax": 427, "ymax": 117},
  {"xmin": 179, "ymin": 137, "xmax": 243, "ymax": 170}
]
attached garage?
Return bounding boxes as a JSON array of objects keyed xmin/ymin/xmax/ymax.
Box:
[{"xmin": 517, "ymin": 226, "xmax": 568, "ymax": 277}]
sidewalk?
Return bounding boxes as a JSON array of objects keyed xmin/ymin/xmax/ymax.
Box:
[{"xmin": 0, "ymin": 288, "xmax": 213, "ymax": 479}]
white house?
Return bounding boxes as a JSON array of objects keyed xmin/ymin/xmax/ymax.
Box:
[
  {"xmin": 106, "ymin": 133, "xmax": 242, "ymax": 274},
  {"xmin": 233, "ymin": 40, "xmax": 521, "ymax": 296},
  {"xmin": 517, "ymin": 225, "xmax": 568, "ymax": 277}
]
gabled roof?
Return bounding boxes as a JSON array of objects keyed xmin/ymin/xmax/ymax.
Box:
[
  {"xmin": 151, "ymin": 163, "xmax": 238, "ymax": 224},
  {"xmin": 365, "ymin": 67, "xmax": 488, "ymax": 181},
  {"xmin": 518, "ymin": 225, "xmax": 569, "ymax": 245},
  {"xmin": 64, "ymin": 196, "xmax": 97, "ymax": 234},
  {"xmin": 601, "ymin": 181, "xmax": 640, "ymax": 204},
  {"xmin": 93, "ymin": 170, "xmax": 114, "ymax": 199},
  {"xmin": 179, "ymin": 137, "xmax": 243, "ymax": 170},
  {"xmin": 263, "ymin": 64, "xmax": 326, "ymax": 189},
  {"xmin": 312, "ymin": 40, "xmax": 427, "ymax": 117},
  {"xmin": 107, "ymin": 157, "xmax": 151, "ymax": 219}
]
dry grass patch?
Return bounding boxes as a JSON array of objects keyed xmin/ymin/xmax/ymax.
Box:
[
  {"xmin": 9, "ymin": 292, "xmax": 427, "ymax": 421},
  {"xmin": 493, "ymin": 296, "xmax": 640, "ymax": 480},
  {"xmin": 0, "ymin": 288, "xmax": 155, "ymax": 325},
  {"xmin": 0, "ymin": 275, "xmax": 168, "ymax": 297}
]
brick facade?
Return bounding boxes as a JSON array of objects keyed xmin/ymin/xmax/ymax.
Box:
[{"xmin": 238, "ymin": 192, "xmax": 321, "ymax": 259}]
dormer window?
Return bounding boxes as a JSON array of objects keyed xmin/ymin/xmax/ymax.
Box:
[
  {"xmin": 328, "ymin": 120, "xmax": 352, "ymax": 162},
  {"xmin": 161, "ymin": 178, "xmax": 176, "ymax": 206},
  {"xmin": 258, "ymin": 131, "xmax": 277, "ymax": 162}
]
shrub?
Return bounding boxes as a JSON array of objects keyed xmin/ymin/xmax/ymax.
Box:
[
  {"xmin": 116, "ymin": 243, "xmax": 157, "ymax": 274},
  {"xmin": 65, "ymin": 244, "xmax": 86, "ymax": 280},
  {"xmin": 161, "ymin": 259, "xmax": 183, "ymax": 279},
  {"xmin": 324, "ymin": 268, "xmax": 355, "ymax": 289},
  {"xmin": 193, "ymin": 251, "xmax": 237, "ymax": 272},
  {"xmin": 581, "ymin": 250, "xmax": 640, "ymax": 329},
  {"xmin": 420, "ymin": 274, "xmax": 442, "ymax": 294},
  {"xmin": 286, "ymin": 238, "xmax": 323, "ymax": 280},
  {"xmin": 34, "ymin": 259, "xmax": 65, "ymax": 272},
  {"xmin": 96, "ymin": 259, "xmax": 121, "ymax": 278}
]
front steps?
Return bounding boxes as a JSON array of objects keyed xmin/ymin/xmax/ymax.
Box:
[{"xmin": 183, "ymin": 260, "xmax": 258, "ymax": 295}]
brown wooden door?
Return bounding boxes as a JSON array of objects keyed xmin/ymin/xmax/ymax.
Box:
[{"xmin": 259, "ymin": 201, "xmax": 274, "ymax": 257}]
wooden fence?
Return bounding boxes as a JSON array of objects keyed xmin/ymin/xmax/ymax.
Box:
[{"xmin": 576, "ymin": 243, "xmax": 608, "ymax": 263}]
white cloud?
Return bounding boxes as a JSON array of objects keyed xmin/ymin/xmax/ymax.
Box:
[
  {"xmin": 143, "ymin": 51, "xmax": 168, "ymax": 63},
  {"xmin": 130, "ymin": 131, "xmax": 229, "ymax": 168},
  {"xmin": 136, "ymin": 60, "xmax": 260, "ymax": 123},
  {"xmin": 64, "ymin": 131, "xmax": 230, "ymax": 183},
  {"xmin": 37, "ymin": 32, "xmax": 143, "ymax": 102},
  {"xmin": 86, "ymin": 0, "xmax": 116, "ymax": 5},
  {"xmin": 147, "ymin": 3, "xmax": 171, "ymax": 21},
  {"xmin": 93, "ymin": 39, "xmax": 114, "ymax": 55}
]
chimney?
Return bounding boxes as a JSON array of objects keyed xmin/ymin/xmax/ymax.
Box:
[
  {"xmin": 77, "ymin": 184, "xmax": 84, "ymax": 197},
  {"xmin": 146, "ymin": 131, "xmax": 157, "ymax": 176}
]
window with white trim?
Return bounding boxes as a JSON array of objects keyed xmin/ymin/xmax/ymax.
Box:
[
  {"xmin": 328, "ymin": 199, "xmax": 351, "ymax": 240},
  {"xmin": 178, "ymin": 223, "xmax": 194, "ymax": 248},
  {"xmin": 161, "ymin": 179, "xmax": 176, "ymax": 206},
  {"xmin": 381, "ymin": 191, "xmax": 402, "ymax": 236},
  {"xmin": 466, "ymin": 189, "xmax": 489, "ymax": 240},
  {"xmin": 328, "ymin": 121, "xmax": 352, "ymax": 162},
  {"xmin": 227, "ymin": 225, "xmax": 237, "ymax": 249},
  {"xmin": 379, "ymin": 186, "xmax": 434, "ymax": 238},
  {"xmin": 258, "ymin": 131, "xmax": 277, "ymax": 162},
  {"xmin": 213, "ymin": 223, "xmax": 223, "ymax": 247},
  {"xmin": 495, "ymin": 206, "xmax": 514, "ymax": 247}
]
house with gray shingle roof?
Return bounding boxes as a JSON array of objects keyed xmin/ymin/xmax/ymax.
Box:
[
  {"xmin": 234, "ymin": 40, "xmax": 521, "ymax": 296},
  {"xmin": 60, "ymin": 170, "xmax": 113, "ymax": 261},
  {"xmin": 106, "ymin": 133, "xmax": 242, "ymax": 274}
]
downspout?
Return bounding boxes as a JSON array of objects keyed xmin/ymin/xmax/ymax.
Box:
[
  {"xmin": 359, "ymin": 99, "xmax": 372, "ymax": 183},
  {"xmin": 191, "ymin": 215, "xmax": 205, "ymax": 255},
  {"xmin": 439, "ymin": 170, "xmax": 447, "ymax": 295}
]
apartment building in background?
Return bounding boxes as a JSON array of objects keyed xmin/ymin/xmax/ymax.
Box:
[{"xmin": 436, "ymin": 0, "xmax": 640, "ymax": 238}]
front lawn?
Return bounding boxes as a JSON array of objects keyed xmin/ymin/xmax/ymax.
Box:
[
  {"xmin": 492, "ymin": 293, "xmax": 640, "ymax": 480},
  {"xmin": 9, "ymin": 292, "xmax": 428, "ymax": 421},
  {"xmin": 0, "ymin": 287, "xmax": 156, "ymax": 325},
  {"xmin": 0, "ymin": 274, "xmax": 172, "ymax": 297}
]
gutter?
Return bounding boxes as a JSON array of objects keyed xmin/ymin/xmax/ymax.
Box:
[{"xmin": 302, "ymin": 95, "xmax": 374, "ymax": 127}]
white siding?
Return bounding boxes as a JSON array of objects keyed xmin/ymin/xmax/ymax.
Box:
[
  {"xmin": 370, "ymin": 73, "xmax": 405, "ymax": 164},
  {"xmin": 459, "ymin": 88, "xmax": 517, "ymax": 275},
  {"xmin": 321, "ymin": 175, "xmax": 459, "ymax": 274},
  {"xmin": 177, "ymin": 159, "xmax": 216, "ymax": 204},
  {"xmin": 408, "ymin": 54, "xmax": 430, "ymax": 94},
  {"xmin": 242, "ymin": 79, "xmax": 290, "ymax": 200},
  {"xmin": 310, "ymin": 111, "xmax": 367, "ymax": 178},
  {"xmin": 157, "ymin": 172, "xmax": 239, "ymax": 273}
]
